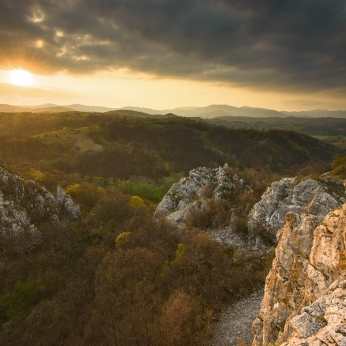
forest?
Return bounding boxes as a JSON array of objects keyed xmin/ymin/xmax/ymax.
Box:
[
  {"xmin": 207, "ymin": 116, "xmax": 346, "ymax": 149},
  {"xmin": 0, "ymin": 110, "xmax": 345, "ymax": 345},
  {"xmin": 0, "ymin": 111, "xmax": 339, "ymax": 201}
]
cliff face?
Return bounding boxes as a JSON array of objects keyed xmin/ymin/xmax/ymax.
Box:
[
  {"xmin": 156, "ymin": 168, "xmax": 346, "ymax": 345},
  {"xmin": 281, "ymin": 274, "xmax": 346, "ymax": 346},
  {"xmin": 248, "ymin": 177, "xmax": 343, "ymax": 244},
  {"xmin": 0, "ymin": 167, "xmax": 80, "ymax": 248},
  {"xmin": 252, "ymin": 202, "xmax": 346, "ymax": 345}
]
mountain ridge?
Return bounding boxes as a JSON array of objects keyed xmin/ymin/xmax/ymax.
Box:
[{"xmin": 1, "ymin": 103, "xmax": 346, "ymax": 118}]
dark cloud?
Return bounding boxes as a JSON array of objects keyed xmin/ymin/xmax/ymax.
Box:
[{"xmin": 0, "ymin": 0, "xmax": 345, "ymax": 93}]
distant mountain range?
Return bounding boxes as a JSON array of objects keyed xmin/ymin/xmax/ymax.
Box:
[
  {"xmin": 1, "ymin": 103, "xmax": 346, "ymax": 118},
  {"xmin": 0, "ymin": 103, "xmax": 116, "ymax": 113}
]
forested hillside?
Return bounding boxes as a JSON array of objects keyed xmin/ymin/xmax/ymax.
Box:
[
  {"xmin": 0, "ymin": 112, "xmax": 339, "ymax": 203},
  {"xmin": 0, "ymin": 111, "xmax": 342, "ymax": 345},
  {"xmin": 207, "ymin": 116, "xmax": 346, "ymax": 149},
  {"xmin": 0, "ymin": 166, "xmax": 273, "ymax": 345}
]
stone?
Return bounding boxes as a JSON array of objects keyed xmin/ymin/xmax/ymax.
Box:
[
  {"xmin": 248, "ymin": 177, "xmax": 341, "ymax": 243},
  {"xmin": 154, "ymin": 165, "xmax": 244, "ymax": 229},
  {"xmin": 56, "ymin": 186, "xmax": 81, "ymax": 220},
  {"xmin": 252, "ymin": 200, "xmax": 346, "ymax": 346},
  {"xmin": 281, "ymin": 274, "xmax": 346, "ymax": 345},
  {"xmin": 0, "ymin": 166, "xmax": 81, "ymax": 249}
]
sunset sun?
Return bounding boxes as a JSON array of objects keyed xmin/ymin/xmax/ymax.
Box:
[{"xmin": 9, "ymin": 69, "xmax": 34, "ymax": 86}]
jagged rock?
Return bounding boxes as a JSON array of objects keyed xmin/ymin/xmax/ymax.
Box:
[
  {"xmin": 154, "ymin": 165, "xmax": 244, "ymax": 228},
  {"xmin": 281, "ymin": 275, "xmax": 346, "ymax": 346},
  {"xmin": 252, "ymin": 201, "xmax": 346, "ymax": 345},
  {"xmin": 56, "ymin": 187, "xmax": 81, "ymax": 220},
  {"xmin": 0, "ymin": 167, "xmax": 81, "ymax": 249},
  {"xmin": 248, "ymin": 177, "xmax": 342, "ymax": 243}
]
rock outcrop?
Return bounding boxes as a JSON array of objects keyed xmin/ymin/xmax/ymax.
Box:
[
  {"xmin": 248, "ymin": 177, "xmax": 343, "ymax": 243},
  {"xmin": 155, "ymin": 168, "xmax": 346, "ymax": 344},
  {"xmin": 155, "ymin": 164, "xmax": 246, "ymax": 227},
  {"xmin": 0, "ymin": 167, "xmax": 80, "ymax": 247},
  {"xmin": 252, "ymin": 201, "xmax": 346, "ymax": 345},
  {"xmin": 281, "ymin": 274, "xmax": 346, "ymax": 346}
]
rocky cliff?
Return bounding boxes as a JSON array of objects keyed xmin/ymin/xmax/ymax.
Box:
[
  {"xmin": 156, "ymin": 167, "xmax": 344, "ymax": 247},
  {"xmin": 248, "ymin": 177, "xmax": 344, "ymax": 244},
  {"xmin": 0, "ymin": 167, "xmax": 80, "ymax": 248},
  {"xmin": 154, "ymin": 168, "xmax": 346, "ymax": 344},
  {"xmin": 155, "ymin": 164, "xmax": 247, "ymax": 228},
  {"xmin": 252, "ymin": 200, "xmax": 346, "ymax": 345}
]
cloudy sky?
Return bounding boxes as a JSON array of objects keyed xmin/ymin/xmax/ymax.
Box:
[{"xmin": 0, "ymin": 0, "xmax": 345, "ymax": 110}]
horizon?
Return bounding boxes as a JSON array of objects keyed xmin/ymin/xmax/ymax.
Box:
[
  {"xmin": 1, "ymin": 102, "xmax": 346, "ymax": 114},
  {"xmin": 0, "ymin": 1, "xmax": 346, "ymax": 111}
]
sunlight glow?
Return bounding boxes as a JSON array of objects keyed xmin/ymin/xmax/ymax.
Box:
[
  {"xmin": 35, "ymin": 40, "xmax": 44, "ymax": 48},
  {"xmin": 30, "ymin": 7, "xmax": 45, "ymax": 23},
  {"xmin": 9, "ymin": 69, "xmax": 34, "ymax": 87}
]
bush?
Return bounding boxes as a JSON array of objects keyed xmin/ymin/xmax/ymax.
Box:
[{"xmin": 0, "ymin": 280, "xmax": 46, "ymax": 322}]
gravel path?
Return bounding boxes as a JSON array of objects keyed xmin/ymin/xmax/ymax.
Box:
[{"xmin": 210, "ymin": 290, "xmax": 264, "ymax": 346}]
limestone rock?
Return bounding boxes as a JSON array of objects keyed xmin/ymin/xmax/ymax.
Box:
[
  {"xmin": 252, "ymin": 201, "xmax": 346, "ymax": 345},
  {"xmin": 0, "ymin": 167, "xmax": 81, "ymax": 249},
  {"xmin": 281, "ymin": 275, "xmax": 346, "ymax": 346},
  {"xmin": 248, "ymin": 177, "xmax": 342, "ymax": 243},
  {"xmin": 154, "ymin": 165, "xmax": 244, "ymax": 227},
  {"xmin": 56, "ymin": 187, "xmax": 81, "ymax": 220}
]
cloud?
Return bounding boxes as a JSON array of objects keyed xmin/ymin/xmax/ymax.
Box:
[
  {"xmin": 0, "ymin": 0, "xmax": 346, "ymax": 94},
  {"xmin": 0, "ymin": 82, "xmax": 78, "ymax": 99}
]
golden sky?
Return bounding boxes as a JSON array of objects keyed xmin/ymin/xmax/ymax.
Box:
[{"xmin": 0, "ymin": 0, "xmax": 345, "ymax": 111}]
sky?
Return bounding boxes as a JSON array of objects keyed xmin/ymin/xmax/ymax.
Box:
[{"xmin": 0, "ymin": 0, "xmax": 345, "ymax": 111}]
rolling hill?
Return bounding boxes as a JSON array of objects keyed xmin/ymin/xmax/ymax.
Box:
[{"xmin": 1, "ymin": 102, "xmax": 346, "ymax": 119}]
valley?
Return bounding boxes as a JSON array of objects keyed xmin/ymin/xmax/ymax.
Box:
[
  {"xmin": 2, "ymin": 1, "xmax": 346, "ymax": 344},
  {"xmin": 0, "ymin": 109, "xmax": 345, "ymax": 345}
]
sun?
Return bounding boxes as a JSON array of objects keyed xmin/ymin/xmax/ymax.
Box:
[{"xmin": 9, "ymin": 69, "xmax": 34, "ymax": 86}]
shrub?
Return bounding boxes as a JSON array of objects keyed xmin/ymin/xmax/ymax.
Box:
[{"xmin": 115, "ymin": 232, "xmax": 132, "ymax": 247}]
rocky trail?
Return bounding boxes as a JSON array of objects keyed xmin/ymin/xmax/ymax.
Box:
[{"xmin": 211, "ymin": 290, "xmax": 263, "ymax": 346}]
